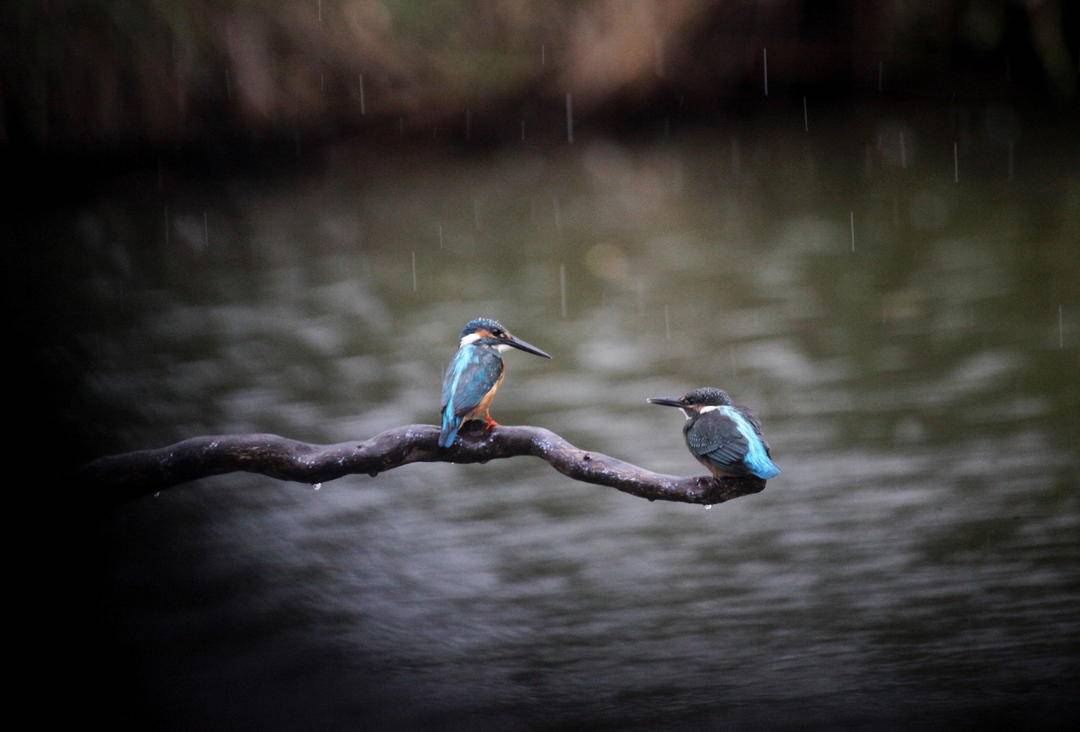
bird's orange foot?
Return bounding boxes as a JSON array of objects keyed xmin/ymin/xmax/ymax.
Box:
[{"xmin": 483, "ymin": 415, "xmax": 500, "ymax": 431}]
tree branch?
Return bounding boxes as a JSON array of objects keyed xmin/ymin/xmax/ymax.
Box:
[{"xmin": 80, "ymin": 423, "xmax": 766, "ymax": 506}]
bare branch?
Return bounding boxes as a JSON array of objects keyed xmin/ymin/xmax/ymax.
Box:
[{"xmin": 80, "ymin": 423, "xmax": 766, "ymax": 506}]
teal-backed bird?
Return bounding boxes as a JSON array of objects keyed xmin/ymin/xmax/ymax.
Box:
[
  {"xmin": 648, "ymin": 387, "xmax": 780, "ymax": 480},
  {"xmin": 439, "ymin": 317, "xmax": 551, "ymax": 448}
]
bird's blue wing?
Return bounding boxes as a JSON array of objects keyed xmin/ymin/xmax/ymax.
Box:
[
  {"xmin": 685, "ymin": 411, "xmax": 748, "ymax": 469},
  {"xmin": 439, "ymin": 345, "xmax": 503, "ymax": 447},
  {"xmin": 735, "ymin": 404, "xmax": 772, "ymax": 455},
  {"xmin": 442, "ymin": 346, "xmax": 503, "ymax": 417},
  {"xmin": 727, "ymin": 405, "xmax": 780, "ymax": 478},
  {"xmin": 440, "ymin": 349, "xmax": 463, "ymax": 413}
]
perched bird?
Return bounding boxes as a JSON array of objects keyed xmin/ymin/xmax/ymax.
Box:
[
  {"xmin": 648, "ymin": 387, "xmax": 780, "ymax": 480},
  {"xmin": 439, "ymin": 317, "xmax": 551, "ymax": 448}
]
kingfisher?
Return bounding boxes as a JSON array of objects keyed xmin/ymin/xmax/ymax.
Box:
[
  {"xmin": 438, "ymin": 317, "xmax": 552, "ymax": 448},
  {"xmin": 648, "ymin": 387, "xmax": 780, "ymax": 480}
]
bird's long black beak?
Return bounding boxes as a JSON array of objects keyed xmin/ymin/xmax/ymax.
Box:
[
  {"xmin": 503, "ymin": 333, "xmax": 552, "ymax": 359},
  {"xmin": 647, "ymin": 396, "xmax": 684, "ymax": 408}
]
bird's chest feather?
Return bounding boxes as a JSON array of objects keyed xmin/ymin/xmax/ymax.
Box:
[{"xmin": 472, "ymin": 370, "xmax": 505, "ymax": 415}]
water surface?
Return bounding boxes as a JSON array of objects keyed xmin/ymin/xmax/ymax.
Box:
[{"xmin": 50, "ymin": 111, "xmax": 1080, "ymax": 726}]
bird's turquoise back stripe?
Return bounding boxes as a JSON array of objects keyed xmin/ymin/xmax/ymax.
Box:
[
  {"xmin": 719, "ymin": 406, "xmax": 780, "ymax": 478},
  {"xmin": 445, "ymin": 346, "xmax": 473, "ymax": 421}
]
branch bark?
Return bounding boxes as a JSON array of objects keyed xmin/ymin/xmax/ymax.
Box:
[{"xmin": 80, "ymin": 423, "xmax": 766, "ymax": 506}]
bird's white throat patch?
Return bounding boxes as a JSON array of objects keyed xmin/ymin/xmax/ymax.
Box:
[
  {"xmin": 460, "ymin": 332, "xmax": 511, "ymax": 352},
  {"xmin": 684, "ymin": 404, "xmax": 720, "ymax": 419}
]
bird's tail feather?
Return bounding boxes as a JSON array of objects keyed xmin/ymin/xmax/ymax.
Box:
[
  {"xmin": 752, "ymin": 458, "xmax": 781, "ymax": 480},
  {"xmin": 439, "ymin": 412, "xmax": 461, "ymax": 448}
]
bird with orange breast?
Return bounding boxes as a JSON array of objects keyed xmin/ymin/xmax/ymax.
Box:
[{"xmin": 439, "ymin": 318, "xmax": 551, "ymax": 448}]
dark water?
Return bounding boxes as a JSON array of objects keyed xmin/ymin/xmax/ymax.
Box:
[{"xmin": 44, "ymin": 110, "xmax": 1079, "ymax": 726}]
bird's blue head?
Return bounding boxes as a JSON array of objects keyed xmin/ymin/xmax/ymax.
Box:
[
  {"xmin": 458, "ymin": 317, "xmax": 552, "ymax": 359},
  {"xmin": 647, "ymin": 387, "xmax": 733, "ymax": 414},
  {"xmin": 460, "ymin": 317, "xmax": 505, "ymax": 339}
]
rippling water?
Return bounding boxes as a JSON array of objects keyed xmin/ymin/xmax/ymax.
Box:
[{"xmin": 46, "ymin": 112, "xmax": 1080, "ymax": 726}]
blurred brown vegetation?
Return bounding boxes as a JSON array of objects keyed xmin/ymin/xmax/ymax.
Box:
[{"xmin": 1, "ymin": 0, "xmax": 1075, "ymax": 150}]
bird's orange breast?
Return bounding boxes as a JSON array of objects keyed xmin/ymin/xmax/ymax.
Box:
[{"xmin": 464, "ymin": 371, "xmax": 505, "ymax": 420}]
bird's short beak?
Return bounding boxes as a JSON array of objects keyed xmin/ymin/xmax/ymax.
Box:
[
  {"xmin": 647, "ymin": 396, "xmax": 684, "ymax": 408},
  {"xmin": 503, "ymin": 333, "xmax": 552, "ymax": 359}
]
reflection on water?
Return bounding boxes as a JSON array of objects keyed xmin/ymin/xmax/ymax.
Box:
[{"xmin": 54, "ymin": 115, "xmax": 1079, "ymax": 725}]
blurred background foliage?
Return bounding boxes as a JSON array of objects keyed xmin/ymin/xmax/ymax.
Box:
[{"xmin": 2, "ymin": 0, "xmax": 1076, "ymax": 151}]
